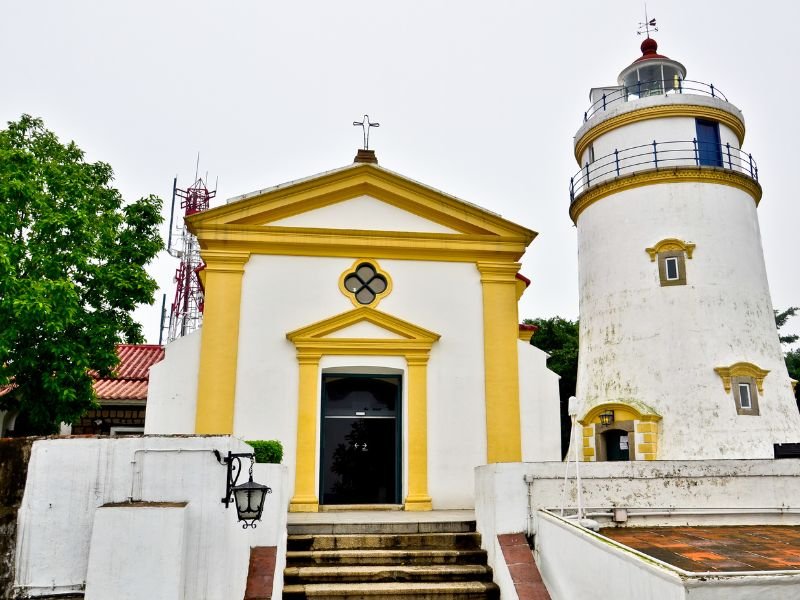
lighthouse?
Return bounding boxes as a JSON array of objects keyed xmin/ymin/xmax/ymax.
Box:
[{"xmin": 570, "ymin": 36, "xmax": 800, "ymax": 461}]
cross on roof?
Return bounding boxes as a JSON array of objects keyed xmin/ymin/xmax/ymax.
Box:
[{"xmin": 353, "ymin": 114, "xmax": 380, "ymax": 150}]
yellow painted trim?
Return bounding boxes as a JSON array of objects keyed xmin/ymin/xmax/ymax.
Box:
[
  {"xmin": 574, "ymin": 104, "xmax": 746, "ymax": 163},
  {"xmin": 579, "ymin": 402, "xmax": 662, "ymax": 426},
  {"xmin": 193, "ymin": 225, "xmax": 532, "ymax": 263},
  {"xmin": 518, "ymin": 328, "xmax": 535, "ymax": 343},
  {"xmin": 714, "ymin": 362, "xmax": 770, "ymax": 393},
  {"xmin": 286, "ymin": 307, "xmax": 440, "ymax": 512},
  {"xmin": 569, "ymin": 167, "xmax": 762, "ymax": 224},
  {"xmin": 186, "ymin": 164, "xmax": 536, "ymax": 240},
  {"xmin": 583, "ymin": 447, "xmax": 595, "ymax": 458},
  {"xmin": 477, "ymin": 261, "xmax": 522, "ymax": 463},
  {"xmin": 338, "ymin": 258, "xmax": 393, "ymax": 309},
  {"xmin": 792, "ymin": 379, "xmax": 798, "ymax": 392},
  {"xmin": 289, "ymin": 354, "xmax": 322, "ymax": 512},
  {"xmin": 194, "ymin": 250, "xmax": 250, "ymax": 434},
  {"xmin": 646, "ymin": 238, "xmax": 696, "ymax": 261},
  {"xmin": 404, "ymin": 355, "xmax": 433, "ymax": 511}
]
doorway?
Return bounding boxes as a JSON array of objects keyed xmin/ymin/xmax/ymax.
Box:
[{"xmin": 320, "ymin": 374, "xmax": 401, "ymax": 505}]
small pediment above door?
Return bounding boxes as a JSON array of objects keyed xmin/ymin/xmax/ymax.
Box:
[{"xmin": 286, "ymin": 307, "xmax": 440, "ymax": 357}]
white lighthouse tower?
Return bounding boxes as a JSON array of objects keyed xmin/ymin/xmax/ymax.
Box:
[{"xmin": 570, "ymin": 36, "xmax": 800, "ymax": 462}]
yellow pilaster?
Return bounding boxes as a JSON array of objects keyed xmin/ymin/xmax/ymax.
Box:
[
  {"xmin": 477, "ymin": 261, "xmax": 522, "ymax": 463},
  {"xmin": 289, "ymin": 353, "xmax": 322, "ymax": 512},
  {"xmin": 404, "ymin": 354, "xmax": 432, "ymax": 511},
  {"xmin": 194, "ymin": 250, "xmax": 250, "ymax": 434}
]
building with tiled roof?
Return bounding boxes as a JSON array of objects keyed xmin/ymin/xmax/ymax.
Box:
[{"xmin": 69, "ymin": 344, "xmax": 164, "ymax": 435}]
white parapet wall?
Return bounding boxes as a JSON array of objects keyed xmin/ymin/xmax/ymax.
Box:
[
  {"xmin": 537, "ymin": 511, "xmax": 800, "ymax": 600},
  {"xmin": 14, "ymin": 435, "xmax": 289, "ymax": 599},
  {"xmin": 474, "ymin": 460, "xmax": 800, "ymax": 600}
]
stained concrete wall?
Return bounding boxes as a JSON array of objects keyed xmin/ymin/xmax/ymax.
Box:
[
  {"xmin": 0, "ymin": 437, "xmax": 35, "ymax": 600},
  {"xmin": 14, "ymin": 436, "xmax": 289, "ymax": 599}
]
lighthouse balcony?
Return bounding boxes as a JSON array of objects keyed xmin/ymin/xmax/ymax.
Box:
[
  {"xmin": 569, "ymin": 138, "xmax": 759, "ymax": 204},
  {"xmin": 584, "ymin": 79, "xmax": 725, "ymax": 122}
]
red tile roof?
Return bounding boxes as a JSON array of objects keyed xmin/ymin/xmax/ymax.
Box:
[{"xmin": 94, "ymin": 344, "xmax": 164, "ymax": 403}]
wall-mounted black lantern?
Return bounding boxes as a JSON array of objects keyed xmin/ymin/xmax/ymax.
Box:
[
  {"xmin": 599, "ymin": 410, "xmax": 615, "ymax": 426},
  {"xmin": 215, "ymin": 451, "xmax": 272, "ymax": 529}
]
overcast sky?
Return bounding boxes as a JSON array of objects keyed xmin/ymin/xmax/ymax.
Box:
[{"xmin": 2, "ymin": 0, "xmax": 798, "ymax": 346}]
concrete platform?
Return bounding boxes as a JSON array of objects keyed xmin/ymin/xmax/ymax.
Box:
[{"xmin": 287, "ymin": 510, "xmax": 476, "ymax": 535}]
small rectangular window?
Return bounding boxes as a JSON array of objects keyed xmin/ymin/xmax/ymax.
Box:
[
  {"xmin": 738, "ymin": 383, "xmax": 752, "ymax": 409},
  {"xmin": 665, "ymin": 257, "xmax": 680, "ymax": 280}
]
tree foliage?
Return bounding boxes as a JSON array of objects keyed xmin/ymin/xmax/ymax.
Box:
[
  {"xmin": 776, "ymin": 307, "xmax": 799, "ymax": 346},
  {"xmin": 523, "ymin": 316, "xmax": 579, "ymax": 457},
  {"xmin": 0, "ymin": 115, "xmax": 163, "ymax": 432}
]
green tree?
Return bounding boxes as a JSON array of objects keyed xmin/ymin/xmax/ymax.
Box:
[
  {"xmin": 776, "ymin": 307, "xmax": 799, "ymax": 345},
  {"xmin": 0, "ymin": 115, "xmax": 163, "ymax": 433},
  {"xmin": 776, "ymin": 307, "xmax": 800, "ymax": 408},
  {"xmin": 523, "ymin": 316, "xmax": 579, "ymax": 458}
]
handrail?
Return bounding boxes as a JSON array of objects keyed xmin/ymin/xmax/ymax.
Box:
[
  {"xmin": 584, "ymin": 79, "xmax": 728, "ymax": 122},
  {"xmin": 569, "ymin": 139, "xmax": 758, "ymax": 203}
]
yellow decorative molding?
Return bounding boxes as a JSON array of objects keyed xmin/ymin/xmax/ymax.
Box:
[
  {"xmin": 645, "ymin": 238, "xmax": 696, "ymax": 261},
  {"xmin": 569, "ymin": 167, "xmax": 762, "ymax": 224},
  {"xmin": 286, "ymin": 307, "xmax": 440, "ymax": 512},
  {"xmin": 518, "ymin": 327, "xmax": 535, "ymax": 343},
  {"xmin": 338, "ymin": 258, "xmax": 393, "ymax": 308},
  {"xmin": 792, "ymin": 379, "xmax": 798, "ymax": 392},
  {"xmin": 193, "ymin": 226, "xmax": 532, "ymax": 263},
  {"xmin": 477, "ymin": 262, "xmax": 523, "ymax": 463},
  {"xmin": 714, "ymin": 362, "xmax": 770, "ymax": 393},
  {"xmin": 574, "ymin": 104, "xmax": 746, "ymax": 163},
  {"xmin": 186, "ymin": 164, "xmax": 537, "ymax": 240},
  {"xmin": 579, "ymin": 401, "xmax": 662, "ymax": 426},
  {"xmin": 194, "ymin": 251, "xmax": 251, "ymax": 435}
]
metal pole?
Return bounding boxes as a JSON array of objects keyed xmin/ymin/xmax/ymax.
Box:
[
  {"xmin": 726, "ymin": 143, "xmax": 732, "ymax": 170},
  {"xmin": 653, "ymin": 141, "xmax": 658, "ymax": 168},
  {"xmin": 615, "ymin": 149, "xmax": 620, "ymax": 176},
  {"xmin": 694, "ymin": 139, "xmax": 699, "ymax": 166},
  {"xmin": 158, "ymin": 293, "xmax": 166, "ymax": 346},
  {"xmin": 166, "ymin": 176, "xmax": 177, "ymax": 253},
  {"xmin": 710, "ymin": 83, "xmax": 715, "ymax": 98}
]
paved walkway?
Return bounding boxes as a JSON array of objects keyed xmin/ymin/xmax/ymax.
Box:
[{"xmin": 602, "ymin": 525, "xmax": 800, "ymax": 572}]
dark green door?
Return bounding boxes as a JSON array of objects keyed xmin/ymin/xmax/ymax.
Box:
[
  {"xmin": 320, "ymin": 375, "xmax": 401, "ymax": 505},
  {"xmin": 604, "ymin": 429, "xmax": 630, "ymax": 461}
]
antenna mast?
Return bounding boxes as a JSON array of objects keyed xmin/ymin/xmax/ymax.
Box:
[{"xmin": 162, "ymin": 170, "xmax": 216, "ymax": 343}]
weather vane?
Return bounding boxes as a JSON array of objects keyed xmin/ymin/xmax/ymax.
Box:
[
  {"xmin": 353, "ymin": 114, "xmax": 380, "ymax": 150},
  {"xmin": 637, "ymin": 5, "xmax": 657, "ymax": 38}
]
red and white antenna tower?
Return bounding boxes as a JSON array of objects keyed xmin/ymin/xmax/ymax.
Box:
[{"xmin": 160, "ymin": 173, "xmax": 216, "ymax": 344}]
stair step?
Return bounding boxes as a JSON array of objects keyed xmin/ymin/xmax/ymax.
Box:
[
  {"xmin": 282, "ymin": 581, "xmax": 500, "ymax": 600},
  {"xmin": 286, "ymin": 549, "xmax": 489, "ymax": 566},
  {"xmin": 288, "ymin": 533, "xmax": 481, "ymax": 551},
  {"xmin": 288, "ymin": 521, "xmax": 476, "ymax": 535},
  {"xmin": 284, "ymin": 564, "xmax": 493, "ymax": 585}
]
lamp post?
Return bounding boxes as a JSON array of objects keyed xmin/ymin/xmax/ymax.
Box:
[{"xmin": 215, "ymin": 451, "xmax": 272, "ymax": 529}]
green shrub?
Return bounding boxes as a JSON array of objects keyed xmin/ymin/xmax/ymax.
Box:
[{"xmin": 247, "ymin": 440, "xmax": 283, "ymax": 464}]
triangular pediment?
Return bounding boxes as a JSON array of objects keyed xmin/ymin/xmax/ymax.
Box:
[
  {"xmin": 187, "ymin": 163, "xmax": 535, "ymax": 239},
  {"xmin": 287, "ymin": 306, "xmax": 440, "ymax": 344}
]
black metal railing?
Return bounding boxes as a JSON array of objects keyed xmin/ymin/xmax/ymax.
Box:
[
  {"xmin": 569, "ymin": 139, "xmax": 758, "ymax": 203},
  {"xmin": 584, "ymin": 79, "xmax": 728, "ymax": 122}
]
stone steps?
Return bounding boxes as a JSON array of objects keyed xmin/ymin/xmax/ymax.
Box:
[
  {"xmin": 282, "ymin": 581, "xmax": 499, "ymax": 599},
  {"xmin": 288, "ymin": 533, "xmax": 482, "ymax": 551},
  {"xmin": 283, "ymin": 520, "xmax": 498, "ymax": 600}
]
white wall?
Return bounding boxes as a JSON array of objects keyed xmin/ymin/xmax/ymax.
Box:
[
  {"xmin": 14, "ymin": 436, "xmax": 289, "ymax": 599},
  {"xmin": 234, "ymin": 255, "xmax": 487, "ymax": 509},
  {"xmin": 518, "ymin": 341, "xmax": 561, "ymax": 462},
  {"xmin": 574, "ymin": 180, "xmax": 800, "ymax": 459},
  {"xmin": 145, "ymin": 331, "xmax": 201, "ymax": 434},
  {"xmin": 268, "ymin": 194, "xmax": 460, "ymax": 233},
  {"xmin": 537, "ymin": 511, "xmax": 685, "ymax": 600}
]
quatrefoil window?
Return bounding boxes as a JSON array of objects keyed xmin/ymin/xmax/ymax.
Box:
[{"xmin": 343, "ymin": 262, "xmax": 388, "ymax": 306}]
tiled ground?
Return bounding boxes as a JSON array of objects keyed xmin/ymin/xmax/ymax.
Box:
[{"xmin": 600, "ymin": 526, "xmax": 800, "ymax": 572}]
